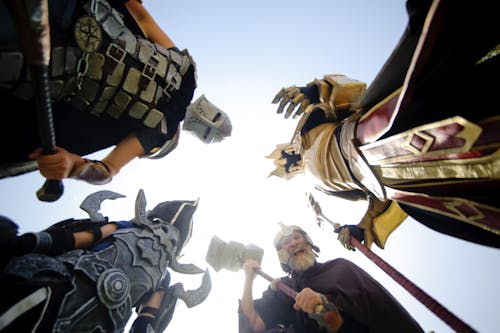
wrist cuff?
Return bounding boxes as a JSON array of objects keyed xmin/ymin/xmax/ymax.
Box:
[{"xmin": 70, "ymin": 159, "xmax": 113, "ymax": 185}]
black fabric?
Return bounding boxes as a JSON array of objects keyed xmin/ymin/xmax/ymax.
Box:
[
  {"xmin": 0, "ymin": 231, "xmax": 36, "ymax": 268},
  {"xmin": 241, "ymin": 259, "xmax": 424, "ymax": 333},
  {"xmin": 359, "ymin": 0, "xmax": 433, "ymax": 111},
  {"xmin": 362, "ymin": 0, "xmax": 498, "ymax": 140},
  {"xmin": 135, "ymin": 63, "xmax": 197, "ymax": 152},
  {"xmin": 299, "ymin": 85, "xmax": 319, "ymax": 104},
  {"xmin": 140, "ymin": 306, "xmax": 159, "ymax": 317},
  {"xmin": 0, "ymin": 272, "xmax": 71, "ymax": 333},
  {"xmin": 0, "ymin": 78, "xmax": 166, "ymax": 163},
  {"xmin": 130, "ymin": 316, "xmax": 155, "ymax": 333},
  {"xmin": 400, "ymin": 203, "xmax": 500, "ymax": 248},
  {"xmin": 300, "ymin": 108, "xmax": 327, "ymax": 136}
]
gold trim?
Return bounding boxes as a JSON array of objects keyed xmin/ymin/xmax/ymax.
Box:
[
  {"xmin": 360, "ymin": 116, "xmax": 483, "ymax": 165},
  {"xmin": 386, "ymin": 188, "xmax": 500, "ymax": 235},
  {"xmin": 442, "ymin": 200, "xmax": 485, "ymax": 222},
  {"xmin": 372, "ymin": 201, "xmax": 407, "ymax": 249},
  {"xmin": 375, "ymin": 148, "xmax": 500, "ymax": 183},
  {"xmin": 359, "ymin": 88, "xmax": 402, "ymax": 123},
  {"xmin": 401, "ymin": 130, "xmax": 433, "ymax": 156}
]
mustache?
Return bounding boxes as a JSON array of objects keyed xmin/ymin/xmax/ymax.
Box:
[
  {"xmin": 287, "ymin": 245, "xmax": 315, "ymax": 272},
  {"xmin": 287, "ymin": 244, "xmax": 311, "ymax": 262}
]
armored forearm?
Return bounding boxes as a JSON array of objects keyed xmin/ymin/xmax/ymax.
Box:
[
  {"xmin": 70, "ymin": 159, "xmax": 113, "ymax": 185},
  {"xmin": 272, "ymin": 74, "xmax": 367, "ymax": 120}
]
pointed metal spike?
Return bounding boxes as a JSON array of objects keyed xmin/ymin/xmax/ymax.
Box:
[
  {"xmin": 80, "ymin": 190, "xmax": 125, "ymax": 222},
  {"xmin": 171, "ymin": 269, "xmax": 211, "ymax": 308}
]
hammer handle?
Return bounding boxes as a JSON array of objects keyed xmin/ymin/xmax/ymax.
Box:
[
  {"xmin": 256, "ymin": 268, "xmax": 343, "ymax": 332},
  {"xmin": 256, "ymin": 268, "xmax": 298, "ymax": 298}
]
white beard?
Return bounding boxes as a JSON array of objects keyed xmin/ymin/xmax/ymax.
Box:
[{"xmin": 288, "ymin": 246, "xmax": 316, "ymax": 272}]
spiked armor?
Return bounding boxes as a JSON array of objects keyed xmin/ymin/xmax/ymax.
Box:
[{"xmin": 2, "ymin": 190, "xmax": 210, "ymax": 332}]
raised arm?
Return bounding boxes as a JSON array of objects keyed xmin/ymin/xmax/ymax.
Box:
[{"xmin": 241, "ymin": 259, "xmax": 266, "ymax": 332}]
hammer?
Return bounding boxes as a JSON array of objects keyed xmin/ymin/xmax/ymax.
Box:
[{"xmin": 205, "ymin": 235, "xmax": 343, "ymax": 332}]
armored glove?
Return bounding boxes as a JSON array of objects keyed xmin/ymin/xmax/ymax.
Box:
[
  {"xmin": 70, "ymin": 159, "xmax": 113, "ymax": 185},
  {"xmin": 39, "ymin": 218, "xmax": 109, "ymax": 254},
  {"xmin": 272, "ymin": 85, "xmax": 318, "ymax": 118},
  {"xmin": 272, "ymin": 74, "xmax": 366, "ymax": 120},
  {"xmin": 334, "ymin": 224, "xmax": 365, "ymax": 251},
  {"xmin": 0, "ymin": 217, "xmax": 108, "ymax": 258}
]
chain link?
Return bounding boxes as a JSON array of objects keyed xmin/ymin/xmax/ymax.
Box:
[
  {"xmin": 75, "ymin": 53, "xmax": 89, "ymax": 91},
  {"xmin": 90, "ymin": 0, "xmax": 98, "ymax": 14},
  {"xmin": 75, "ymin": 0, "xmax": 98, "ymax": 91}
]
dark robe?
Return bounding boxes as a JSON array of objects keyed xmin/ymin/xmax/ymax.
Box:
[{"xmin": 239, "ymin": 259, "xmax": 424, "ymax": 333}]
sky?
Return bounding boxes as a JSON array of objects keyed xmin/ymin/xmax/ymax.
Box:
[{"xmin": 1, "ymin": 1, "xmax": 499, "ymax": 332}]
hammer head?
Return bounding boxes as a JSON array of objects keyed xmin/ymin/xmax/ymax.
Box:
[{"xmin": 206, "ymin": 235, "xmax": 264, "ymax": 272}]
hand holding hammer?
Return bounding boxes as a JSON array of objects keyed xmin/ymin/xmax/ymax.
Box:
[{"xmin": 206, "ymin": 236, "xmax": 343, "ymax": 332}]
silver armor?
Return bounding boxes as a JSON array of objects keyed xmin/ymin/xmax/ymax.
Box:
[
  {"xmin": 3, "ymin": 190, "xmax": 211, "ymax": 333},
  {"xmin": 182, "ymin": 95, "xmax": 232, "ymax": 143}
]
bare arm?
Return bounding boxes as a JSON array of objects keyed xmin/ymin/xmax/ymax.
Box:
[
  {"xmin": 31, "ymin": 132, "xmax": 144, "ymax": 184},
  {"xmin": 125, "ymin": 0, "xmax": 175, "ymax": 49},
  {"xmin": 241, "ymin": 260, "xmax": 266, "ymax": 332},
  {"xmin": 74, "ymin": 222, "xmax": 118, "ymax": 248},
  {"xmin": 101, "ymin": 132, "xmax": 145, "ymax": 176}
]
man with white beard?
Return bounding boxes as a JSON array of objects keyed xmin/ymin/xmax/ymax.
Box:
[{"xmin": 238, "ymin": 223, "xmax": 424, "ymax": 333}]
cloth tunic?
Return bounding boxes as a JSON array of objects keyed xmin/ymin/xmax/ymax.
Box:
[{"xmin": 239, "ymin": 259, "xmax": 424, "ymax": 333}]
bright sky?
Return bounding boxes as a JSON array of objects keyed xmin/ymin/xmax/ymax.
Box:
[{"xmin": 1, "ymin": 1, "xmax": 499, "ymax": 332}]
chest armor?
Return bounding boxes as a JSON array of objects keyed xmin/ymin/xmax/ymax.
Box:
[
  {"xmin": 52, "ymin": 225, "xmax": 174, "ymax": 332},
  {"xmin": 1, "ymin": 0, "xmax": 195, "ymax": 134}
]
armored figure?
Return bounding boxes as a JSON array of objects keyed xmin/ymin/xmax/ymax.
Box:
[
  {"xmin": 0, "ymin": 189, "xmax": 211, "ymax": 332},
  {"xmin": 269, "ymin": 0, "xmax": 500, "ymax": 249},
  {"xmin": 0, "ymin": 0, "xmax": 232, "ymax": 185}
]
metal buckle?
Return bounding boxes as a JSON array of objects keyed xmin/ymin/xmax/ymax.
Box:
[
  {"xmin": 142, "ymin": 63, "xmax": 156, "ymax": 81},
  {"xmin": 106, "ymin": 43, "xmax": 126, "ymax": 64}
]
